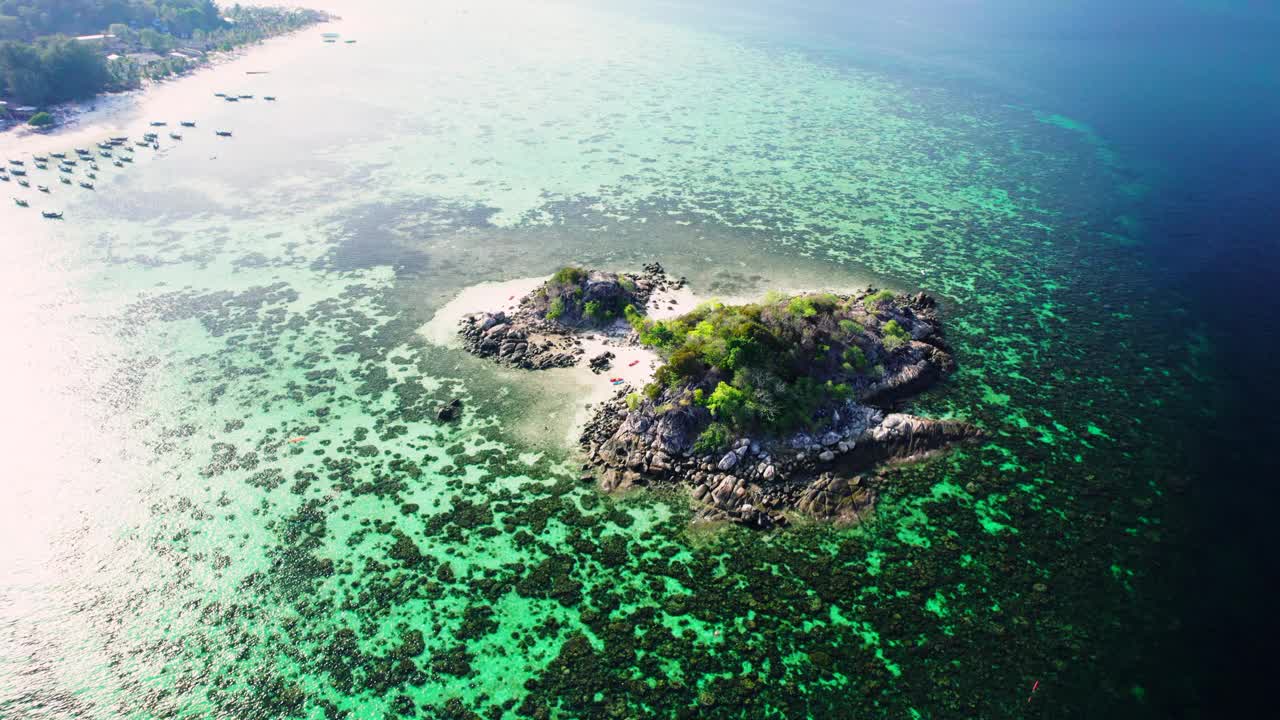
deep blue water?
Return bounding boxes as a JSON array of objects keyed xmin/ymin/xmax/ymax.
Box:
[{"xmin": 614, "ymin": 0, "xmax": 1280, "ymax": 711}]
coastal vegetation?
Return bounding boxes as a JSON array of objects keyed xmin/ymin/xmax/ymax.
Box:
[
  {"xmin": 533, "ymin": 266, "xmax": 642, "ymax": 328},
  {"xmin": 0, "ymin": 1, "xmax": 326, "ymax": 108},
  {"xmin": 623, "ymin": 291, "xmax": 908, "ymax": 443}
]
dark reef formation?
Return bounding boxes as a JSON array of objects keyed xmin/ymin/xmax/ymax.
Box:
[{"xmin": 459, "ymin": 264, "xmax": 980, "ymax": 528}]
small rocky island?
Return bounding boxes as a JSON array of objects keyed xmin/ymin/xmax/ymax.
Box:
[{"xmin": 459, "ymin": 264, "xmax": 980, "ymax": 528}]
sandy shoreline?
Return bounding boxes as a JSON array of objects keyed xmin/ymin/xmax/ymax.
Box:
[
  {"xmin": 0, "ymin": 19, "xmax": 334, "ymax": 156},
  {"xmin": 420, "ymin": 274, "xmax": 702, "ymax": 446}
]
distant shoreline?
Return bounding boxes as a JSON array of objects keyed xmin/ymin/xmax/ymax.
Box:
[{"xmin": 1, "ymin": 10, "xmax": 334, "ymax": 142}]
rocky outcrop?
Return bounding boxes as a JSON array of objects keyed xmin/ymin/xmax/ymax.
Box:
[
  {"xmin": 580, "ymin": 397, "xmax": 981, "ymax": 528},
  {"xmin": 457, "ymin": 266, "xmax": 979, "ymax": 529},
  {"xmin": 459, "ymin": 312, "xmax": 582, "ymax": 370},
  {"xmin": 458, "ymin": 263, "xmax": 680, "ymax": 370}
]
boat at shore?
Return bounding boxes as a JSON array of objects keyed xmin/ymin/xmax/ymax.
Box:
[
  {"xmin": 214, "ymin": 92, "xmax": 227, "ymax": 97},
  {"xmin": 14, "ymin": 197, "xmax": 29, "ymax": 207},
  {"xmin": 37, "ymin": 185, "xmax": 49, "ymax": 193},
  {"xmin": 79, "ymin": 181, "xmax": 94, "ymax": 190},
  {"xmin": 180, "ymin": 121, "xmax": 196, "ymax": 127},
  {"xmin": 33, "ymin": 155, "xmax": 48, "ymax": 162},
  {"xmin": 150, "ymin": 121, "xmax": 167, "ymax": 127},
  {"xmin": 216, "ymin": 130, "xmax": 233, "ymax": 137},
  {"xmin": 35, "ymin": 163, "xmax": 47, "ymax": 170},
  {"xmin": 50, "ymin": 152, "xmax": 66, "ymax": 159},
  {"xmin": 11, "ymin": 168, "xmax": 26, "ymax": 176},
  {"xmin": 264, "ymin": 96, "xmax": 277, "ymax": 101},
  {"xmin": 114, "ymin": 160, "xmax": 124, "ymax": 167},
  {"xmin": 120, "ymin": 156, "xmax": 133, "ymax": 163},
  {"xmin": 17, "ymin": 179, "xmax": 29, "ymax": 187},
  {"xmin": 8, "ymin": 159, "xmax": 24, "ymax": 166},
  {"xmin": 170, "ymin": 132, "xmax": 183, "ymax": 140},
  {"xmin": 225, "ymin": 96, "xmax": 240, "ymax": 102},
  {"xmin": 59, "ymin": 176, "xmax": 71, "ymax": 185},
  {"xmin": 41, "ymin": 211, "xmax": 62, "ymax": 219}
]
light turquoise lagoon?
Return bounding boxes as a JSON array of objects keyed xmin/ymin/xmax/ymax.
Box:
[{"xmin": 0, "ymin": 1, "xmax": 1214, "ymax": 717}]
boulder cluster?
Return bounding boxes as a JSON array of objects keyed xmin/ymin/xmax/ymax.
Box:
[{"xmin": 580, "ymin": 396, "xmax": 980, "ymax": 528}]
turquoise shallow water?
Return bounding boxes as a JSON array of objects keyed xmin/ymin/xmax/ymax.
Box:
[{"xmin": 0, "ymin": 1, "xmax": 1212, "ymax": 717}]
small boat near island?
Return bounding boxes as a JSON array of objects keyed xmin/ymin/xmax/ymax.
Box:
[
  {"xmin": 86, "ymin": 172, "xmax": 96, "ymax": 179},
  {"xmin": 114, "ymin": 160, "xmax": 124, "ymax": 167},
  {"xmin": 169, "ymin": 132, "xmax": 183, "ymax": 140},
  {"xmin": 180, "ymin": 121, "xmax": 196, "ymax": 127},
  {"xmin": 150, "ymin": 121, "xmax": 167, "ymax": 127},
  {"xmin": 0, "ymin": 174, "xmax": 9, "ymax": 182},
  {"xmin": 238, "ymin": 94, "xmax": 254, "ymax": 99},
  {"xmin": 59, "ymin": 177, "xmax": 71, "ymax": 185},
  {"xmin": 63, "ymin": 158, "xmax": 77, "ymax": 166},
  {"xmin": 17, "ymin": 179, "xmax": 29, "ymax": 187},
  {"xmin": 34, "ymin": 155, "xmax": 48, "ymax": 162},
  {"xmin": 37, "ymin": 185, "xmax": 49, "ymax": 193},
  {"xmin": 79, "ymin": 181, "xmax": 94, "ymax": 190},
  {"xmin": 264, "ymin": 96, "xmax": 277, "ymax": 101},
  {"xmin": 14, "ymin": 197, "xmax": 29, "ymax": 207},
  {"xmin": 120, "ymin": 156, "xmax": 133, "ymax": 163},
  {"xmin": 215, "ymin": 92, "xmax": 227, "ymax": 97},
  {"xmin": 35, "ymin": 163, "xmax": 47, "ymax": 170},
  {"xmin": 110, "ymin": 136, "xmax": 128, "ymax": 143},
  {"xmin": 89, "ymin": 162, "xmax": 99, "ymax": 170},
  {"xmin": 225, "ymin": 96, "xmax": 239, "ymax": 102},
  {"xmin": 42, "ymin": 211, "xmax": 62, "ymax": 219},
  {"xmin": 11, "ymin": 169, "xmax": 26, "ymax": 176},
  {"xmin": 50, "ymin": 152, "xmax": 66, "ymax": 159},
  {"xmin": 99, "ymin": 151, "xmax": 112, "ymax": 158},
  {"xmin": 344, "ymin": 39, "xmax": 357, "ymax": 44},
  {"xmin": 8, "ymin": 159, "xmax": 24, "ymax": 166},
  {"xmin": 216, "ymin": 130, "xmax": 233, "ymax": 137},
  {"xmin": 97, "ymin": 142, "xmax": 112, "ymax": 150}
]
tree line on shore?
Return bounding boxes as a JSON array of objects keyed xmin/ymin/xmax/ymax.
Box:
[{"xmin": 0, "ymin": 1, "xmax": 324, "ymax": 108}]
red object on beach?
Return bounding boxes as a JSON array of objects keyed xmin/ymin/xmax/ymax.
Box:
[
  {"xmin": 628, "ymin": 360, "xmax": 639, "ymax": 367},
  {"xmin": 288, "ymin": 436, "xmax": 306, "ymax": 443},
  {"xmin": 1027, "ymin": 680, "xmax": 1040, "ymax": 703}
]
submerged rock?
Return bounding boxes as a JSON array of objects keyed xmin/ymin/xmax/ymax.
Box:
[{"xmin": 435, "ymin": 398, "xmax": 462, "ymax": 422}]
